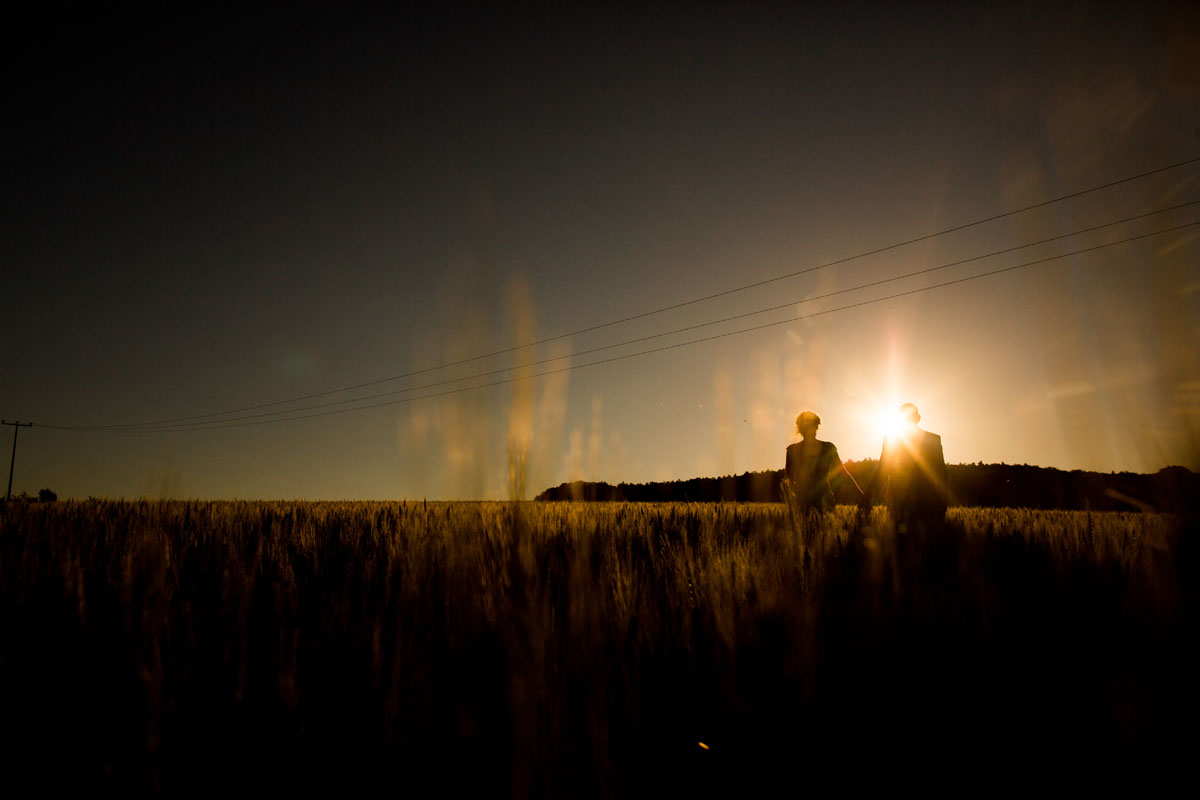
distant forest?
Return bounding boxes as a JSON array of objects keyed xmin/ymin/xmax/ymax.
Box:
[{"xmin": 536, "ymin": 462, "xmax": 1200, "ymax": 513}]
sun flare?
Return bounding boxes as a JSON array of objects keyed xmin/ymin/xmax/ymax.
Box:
[{"xmin": 872, "ymin": 406, "xmax": 908, "ymax": 443}]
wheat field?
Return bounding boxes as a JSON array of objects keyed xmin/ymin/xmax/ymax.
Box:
[{"xmin": 0, "ymin": 499, "xmax": 1194, "ymax": 795}]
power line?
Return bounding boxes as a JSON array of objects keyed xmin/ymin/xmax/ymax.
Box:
[
  {"xmin": 68, "ymin": 155, "xmax": 1200, "ymax": 431},
  {"xmin": 42, "ymin": 217, "xmax": 1200, "ymax": 433},
  {"xmin": 64, "ymin": 200, "xmax": 1200, "ymax": 432}
]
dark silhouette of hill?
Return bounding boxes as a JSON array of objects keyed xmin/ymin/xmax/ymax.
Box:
[{"xmin": 536, "ymin": 462, "xmax": 1200, "ymax": 512}]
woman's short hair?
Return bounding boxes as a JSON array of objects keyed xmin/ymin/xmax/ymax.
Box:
[{"xmin": 796, "ymin": 411, "xmax": 820, "ymax": 432}]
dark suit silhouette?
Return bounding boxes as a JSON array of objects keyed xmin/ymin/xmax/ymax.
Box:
[{"xmin": 866, "ymin": 405, "xmax": 948, "ymax": 528}]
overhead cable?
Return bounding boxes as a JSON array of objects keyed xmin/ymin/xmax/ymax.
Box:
[
  {"xmin": 65, "ymin": 199, "xmax": 1200, "ymax": 431},
  {"xmin": 67, "ymin": 155, "xmax": 1200, "ymax": 430},
  {"xmin": 41, "ymin": 217, "xmax": 1200, "ymax": 433}
]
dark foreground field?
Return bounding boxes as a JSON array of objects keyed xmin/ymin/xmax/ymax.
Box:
[{"xmin": 1, "ymin": 500, "xmax": 1196, "ymax": 795}]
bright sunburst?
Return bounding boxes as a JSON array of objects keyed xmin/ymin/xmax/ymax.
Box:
[{"xmin": 872, "ymin": 405, "xmax": 908, "ymax": 443}]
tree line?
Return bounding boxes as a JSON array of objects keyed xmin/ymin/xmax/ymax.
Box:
[{"xmin": 536, "ymin": 462, "xmax": 1200, "ymax": 513}]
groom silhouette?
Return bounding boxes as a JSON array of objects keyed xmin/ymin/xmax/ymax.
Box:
[{"xmin": 865, "ymin": 403, "xmax": 948, "ymax": 531}]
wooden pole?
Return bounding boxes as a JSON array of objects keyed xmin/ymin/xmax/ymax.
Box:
[{"xmin": 2, "ymin": 420, "xmax": 33, "ymax": 501}]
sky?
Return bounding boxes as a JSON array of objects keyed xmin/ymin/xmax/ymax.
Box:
[{"xmin": 4, "ymin": 1, "xmax": 1199, "ymax": 500}]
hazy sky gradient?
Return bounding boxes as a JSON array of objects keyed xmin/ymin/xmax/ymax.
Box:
[{"xmin": 5, "ymin": 1, "xmax": 1198, "ymax": 499}]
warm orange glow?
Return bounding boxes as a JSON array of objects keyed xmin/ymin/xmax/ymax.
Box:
[
  {"xmin": 872, "ymin": 405, "xmax": 908, "ymax": 444},
  {"xmin": 698, "ymin": 741, "xmax": 710, "ymax": 750}
]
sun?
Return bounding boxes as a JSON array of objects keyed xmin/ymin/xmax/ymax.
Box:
[{"xmin": 872, "ymin": 406, "xmax": 908, "ymax": 443}]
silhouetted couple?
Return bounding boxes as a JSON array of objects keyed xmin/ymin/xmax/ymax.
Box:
[{"xmin": 784, "ymin": 404, "xmax": 948, "ymax": 531}]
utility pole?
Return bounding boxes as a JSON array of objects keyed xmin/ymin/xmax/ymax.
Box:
[{"xmin": 2, "ymin": 420, "xmax": 33, "ymax": 501}]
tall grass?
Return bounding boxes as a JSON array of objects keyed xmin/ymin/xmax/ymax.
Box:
[{"xmin": 0, "ymin": 500, "xmax": 1194, "ymax": 795}]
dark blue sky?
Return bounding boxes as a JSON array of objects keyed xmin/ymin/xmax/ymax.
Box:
[{"xmin": 4, "ymin": 1, "xmax": 1198, "ymax": 498}]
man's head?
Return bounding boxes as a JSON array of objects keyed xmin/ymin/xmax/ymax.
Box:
[
  {"xmin": 898, "ymin": 403, "xmax": 921, "ymax": 427},
  {"xmin": 796, "ymin": 411, "xmax": 820, "ymax": 438}
]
